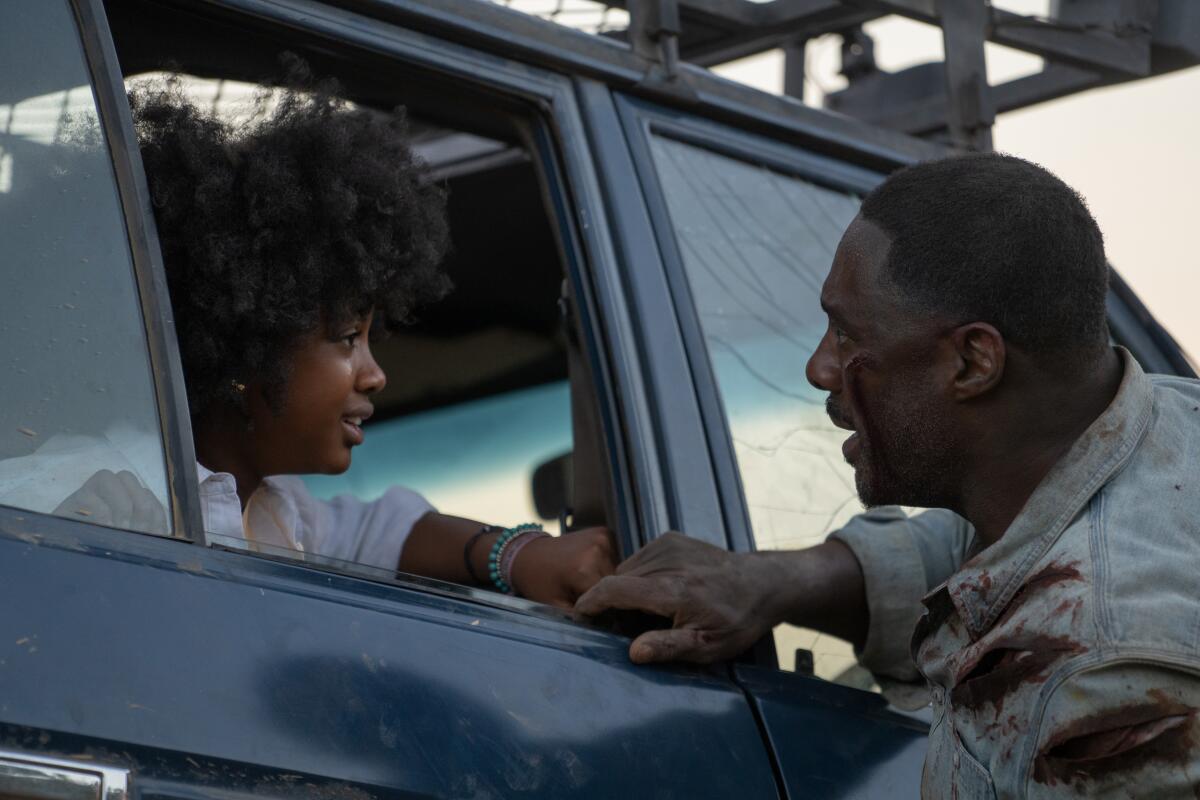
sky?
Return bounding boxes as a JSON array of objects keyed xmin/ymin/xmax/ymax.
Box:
[{"xmin": 712, "ymin": 3, "xmax": 1200, "ymax": 365}]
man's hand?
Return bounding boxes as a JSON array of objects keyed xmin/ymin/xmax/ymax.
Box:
[
  {"xmin": 574, "ymin": 532, "xmax": 786, "ymax": 665},
  {"xmin": 511, "ymin": 526, "xmax": 616, "ymax": 609},
  {"xmin": 53, "ymin": 469, "xmax": 167, "ymax": 533}
]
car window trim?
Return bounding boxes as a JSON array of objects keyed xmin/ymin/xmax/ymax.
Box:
[
  {"xmin": 573, "ymin": 79, "xmax": 727, "ymax": 550},
  {"xmin": 66, "ymin": 0, "xmax": 206, "ymax": 543},
  {"xmin": 518, "ymin": 116, "xmax": 641, "ymax": 557}
]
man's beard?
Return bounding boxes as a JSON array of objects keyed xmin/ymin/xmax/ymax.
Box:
[{"xmin": 835, "ymin": 377, "xmax": 962, "ymax": 510}]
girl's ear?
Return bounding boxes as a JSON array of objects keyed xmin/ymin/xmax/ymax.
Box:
[{"xmin": 949, "ymin": 323, "xmax": 1006, "ymax": 401}]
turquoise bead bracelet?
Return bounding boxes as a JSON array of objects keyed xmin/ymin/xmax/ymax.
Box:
[{"xmin": 487, "ymin": 523, "xmax": 543, "ymax": 594}]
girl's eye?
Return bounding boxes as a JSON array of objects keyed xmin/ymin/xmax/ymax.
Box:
[{"xmin": 340, "ymin": 331, "xmax": 360, "ymax": 348}]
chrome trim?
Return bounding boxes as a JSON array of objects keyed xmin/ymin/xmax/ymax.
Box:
[{"xmin": 0, "ymin": 749, "xmax": 128, "ymax": 800}]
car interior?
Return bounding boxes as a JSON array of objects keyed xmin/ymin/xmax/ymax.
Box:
[{"xmin": 103, "ymin": 0, "xmax": 623, "ymax": 573}]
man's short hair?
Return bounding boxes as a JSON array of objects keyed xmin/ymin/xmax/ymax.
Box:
[{"xmin": 859, "ymin": 152, "xmax": 1109, "ymax": 365}]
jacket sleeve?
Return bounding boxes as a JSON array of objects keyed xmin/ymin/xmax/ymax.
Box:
[
  {"xmin": 1025, "ymin": 662, "xmax": 1200, "ymax": 798},
  {"xmin": 828, "ymin": 506, "xmax": 974, "ymax": 682}
]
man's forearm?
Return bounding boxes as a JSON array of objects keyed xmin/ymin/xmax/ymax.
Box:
[{"xmin": 752, "ymin": 539, "xmax": 869, "ymax": 651}]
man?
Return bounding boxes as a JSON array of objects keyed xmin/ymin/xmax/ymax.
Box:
[{"xmin": 577, "ymin": 153, "xmax": 1200, "ymax": 797}]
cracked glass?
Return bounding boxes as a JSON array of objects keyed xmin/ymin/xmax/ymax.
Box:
[{"xmin": 649, "ymin": 134, "xmax": 875, "ymax": 688}]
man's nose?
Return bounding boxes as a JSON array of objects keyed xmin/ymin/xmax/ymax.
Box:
[
  {"xmin": 806, "ymin": 327, "xmax": 842, "ymax": 393},
  {"xmin": 357, "ymin": 347, "xmax": 387, "ymax": 395}
]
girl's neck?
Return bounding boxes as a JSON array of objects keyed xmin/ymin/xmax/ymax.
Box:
[{"xmin": 194, "ymin": 414, "xmax": 263, "ymax": 510}]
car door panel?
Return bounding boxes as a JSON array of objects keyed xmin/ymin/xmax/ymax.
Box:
[
  {"xmin": 735, "ymin": 666, "xmax": 928, "ymax": 799},
  {"xmin": 1, "ymin": 515, "xmax": 780, "ymax": 798}
]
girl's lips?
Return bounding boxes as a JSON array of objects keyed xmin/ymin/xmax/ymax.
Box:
[{"xmin": 342, "ymin": 419, "xmax": 364, "ymax": 446}]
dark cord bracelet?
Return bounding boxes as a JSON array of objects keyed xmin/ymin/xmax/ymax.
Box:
[{"xmin": 463, "ymin": 525, "xmax": 499, "ymax": 585}]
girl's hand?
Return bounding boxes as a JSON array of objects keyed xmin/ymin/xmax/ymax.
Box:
[{"xmin": 510, "ymin": 527, "xmax": 617, "ymax": 609}]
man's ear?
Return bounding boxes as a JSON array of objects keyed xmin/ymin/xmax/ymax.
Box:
[{"xmin": 949, "ymin": 323, "xmax": 1006, "ymax": 400}]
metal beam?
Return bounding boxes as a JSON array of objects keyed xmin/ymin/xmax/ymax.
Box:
[
  {"xmin": 846, "ymin": 0, "xmax": 1153, "ymax": 75},
  {"xmin": 831, "ymin": 63, "xmax": 1100, "ymax": 136},
  {"xmin": 680, "ymin": 10, "xmax": 880, "ymax": 66},
  {"xmin": 602, "ymin": 0, "xmax": 883, "ymax": 67},
  {"xmin": 782, "ymin": 39, "xmax": 807, "ymax": 98},
  {"xmin": 939, "ymin": 0, "xmax": 993, "ymax": 150}
]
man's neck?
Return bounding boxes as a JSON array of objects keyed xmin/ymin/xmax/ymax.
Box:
[{"xmin": 958, "ymin": 348, "xmax": 1123, "ymax": 548}]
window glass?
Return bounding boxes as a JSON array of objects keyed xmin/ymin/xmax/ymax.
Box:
[
  {"xmin": 648, "ymin": 134, "xmax": 870, "ymax": 686},
  {"xmin": 0, "ymin": 0, "xmax": 171, "ymax": 535}
]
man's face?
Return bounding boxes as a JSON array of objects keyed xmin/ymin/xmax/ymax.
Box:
[{"xmin": 806, "ymin": 217, "xmax": 963, "ymax": 509}]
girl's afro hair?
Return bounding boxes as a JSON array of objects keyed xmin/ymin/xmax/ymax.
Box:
[{"xmin": 129, "ymin": 65, "xmax": 451, "ymax": 422}]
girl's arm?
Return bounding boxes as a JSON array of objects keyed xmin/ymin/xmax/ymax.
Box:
[{"xmin": 399, "ymin": 512, "xmax": 616, "ymax": 609}]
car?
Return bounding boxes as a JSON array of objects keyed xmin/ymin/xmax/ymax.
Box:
[{"xmin": 1, "ymin": 0, "xmax": 1193, "ymax": 798}]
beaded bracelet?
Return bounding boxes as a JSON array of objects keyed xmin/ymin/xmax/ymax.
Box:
[
  {"xmin": 499, "ymin": 529, "xmax": 550, "ymax": 596},
  {"xmin": 487, "ymin": 523, "xmax": 543, "ymax": 594},
  {"xmin": 463, "ymin": 525, "xmax": 500, "ymax": 585}
]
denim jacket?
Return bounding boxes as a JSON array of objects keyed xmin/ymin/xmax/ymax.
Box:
[{"xmin": 832, "ymin": 348, "xmax": 1200, "ymax": 798}]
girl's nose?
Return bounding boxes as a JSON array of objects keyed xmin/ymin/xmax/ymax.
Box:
[{"xmin": 357, "ymin": 347, "xmax": 387, "ymax": 395}]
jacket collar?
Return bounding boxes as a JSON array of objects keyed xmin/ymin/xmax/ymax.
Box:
[{"xmin": 938, "ymin": 347, "xmax": 1154, "ymax": 637}]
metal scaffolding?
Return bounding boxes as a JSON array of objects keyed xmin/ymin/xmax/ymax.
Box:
[{"xmin": 586, "ymin": 0, "xmax": 1200, "ymax": 151}]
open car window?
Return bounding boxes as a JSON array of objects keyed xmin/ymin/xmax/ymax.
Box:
[{"xmin": 103, "ymin": 0, "xmax": 618, "ymax": 599}]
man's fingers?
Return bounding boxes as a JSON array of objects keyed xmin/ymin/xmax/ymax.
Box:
[
  {"xmin": 574, "ymin": 574, "xmax": 681, "ymax": 619},
  {"xmin": 612, "ymin": 531, "xmax": 685, "ymax": 576},
  {"xmin": 629, "ymin": 628, "xmax": 717, "ymax": 665}
]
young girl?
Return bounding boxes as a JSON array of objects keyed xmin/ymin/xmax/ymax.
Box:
[{"xmin": 56, "ymin": 73, "xmax": 615, "ymax": 608}]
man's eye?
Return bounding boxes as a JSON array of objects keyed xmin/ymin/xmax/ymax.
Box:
[{"xmin": 834, "ymin": 327, "xmax": 850, "ymax": 344}]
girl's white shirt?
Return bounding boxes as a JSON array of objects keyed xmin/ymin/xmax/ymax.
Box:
[
  {"xmin": 0, "ymin": 423, "xmax": 430, "ymax": 571},
  {"xmin": 197, "ymin": 462, "xmax": 433, "ymax": 570}
]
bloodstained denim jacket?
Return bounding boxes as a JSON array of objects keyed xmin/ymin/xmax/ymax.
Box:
[{"xmin": 831, "ymin": 348, "xmax": 1200, "ymax": 798}]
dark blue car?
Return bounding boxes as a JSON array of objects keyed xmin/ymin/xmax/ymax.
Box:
[{"xmin": 0, "ymin": 0, "xmax": 1191, "ymax": 797}]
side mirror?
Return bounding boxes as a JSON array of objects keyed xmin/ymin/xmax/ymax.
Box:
[{"xmin": 531, "ymin": 450, "xmax": 572, "ymax": 523}]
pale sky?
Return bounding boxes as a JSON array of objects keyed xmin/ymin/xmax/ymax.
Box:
[{"xmin": 713, "ymin": 5, "xmax": 1200, "ymax": 365}]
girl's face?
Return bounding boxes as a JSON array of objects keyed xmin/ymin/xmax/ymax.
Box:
[{"xmin": 246, "ymin": 311, "xmax": 384, "ymax": 476}]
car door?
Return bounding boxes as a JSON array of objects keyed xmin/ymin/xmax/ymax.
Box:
[
  {"xmin": 592, "ymin": 90, "xmax": 933, "ymax": 798},
  {"xmin": 0, "ymin": 2, "xmax": 782, "ymax": 798}
]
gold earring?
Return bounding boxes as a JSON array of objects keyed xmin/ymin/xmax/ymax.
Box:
[{"xmin": 231, "ymin": 379, "xmax": 246, "ymax": 393}]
